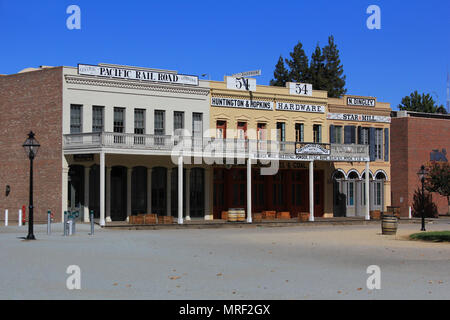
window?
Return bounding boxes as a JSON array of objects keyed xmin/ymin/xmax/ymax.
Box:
[
  {"xmin": 295, "ymin": 123, "xmax": 304, "ymax": 142},
  {"xmin": 333, "ymin": 126, "xmax": 342, "ymax": 144},
  {"xmin": 113, "ymin": 108, "xmax": 125, "ymax": 133},
  {"xmin": 313, "ymin": 124, "xmax": 322, "ymax": 143},
  {"xmin": 347, "ymin": 182, "xmax": 355, "ymax": 206},
  {"xmin": 192, "ymin": 113, "xmax": 203, "ymax": 138},
  {"xmin": 237, "ymin": 122, "xmax": 247, "ymax": 140},
  {"xmin": 216, "ymin": 120, "xmax": 226, "ymax": 139},
  {"xmin": 70, "ymin": 104, "xmax": 82, "ymax": 134},
  {"xmin": 154, "ymin": 110, "xmax": 165, "ymax": 145},
  {"xmin": 375, "ymin": 182, "xmax": 382, "ymax": 206},
  {"xmin": 174, "ymin": 111, "xmax": 184, "ymax": 135},
  {"xmin": 134, "ymin": 109, "xmax": 145, "ymax": 134},
  {"xmin": 360, "ymin": 127, "xmax": 370, "ymax": 145},
  {"xmin": 375, "ymin": 128, "xmax": 383, "ymax": 160},
  {"xmin": 92, "ymin": 106, "xmax": 104, "ymax": 133},
  {"xmin": 257, "ymin": 123, "xmax": 267, "ymax": 140}
]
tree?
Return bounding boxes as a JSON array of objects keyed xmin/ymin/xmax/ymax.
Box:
[
  {"xmin": 285, "ymin": 41, "xmax": 311, "ymax": 84},
  {"xmin": 322, "ymin": 35, "xmax": 347, "ymax": 98},
  {"xmin": 309, "ymin": 44, "xmax": 327, "ymax": 91},
  {"xmin": 412, "ymin": 187, "xmax": 438, "ymax": 218},
  {"xmin": 425, "ymin": 162, "xmax": 450, "ymax": 215},
  {"xmin": 398, "ymin": 91, "xmax": 448, "ymax": 114},
  {"xmin": 270, "ymin": 56, "xmax": 290, "ymax": 87}
]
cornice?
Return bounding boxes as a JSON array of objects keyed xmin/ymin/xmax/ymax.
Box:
[{"xmin": 64, "ymin": 75, "xmax": 210, "ymax": 96}]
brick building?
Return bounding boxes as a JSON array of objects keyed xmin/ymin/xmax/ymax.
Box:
[{"xmin": 391, "ymin": 110, "xmax": 450, "ymax": 217}]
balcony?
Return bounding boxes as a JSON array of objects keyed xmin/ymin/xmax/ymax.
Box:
[{"xmin": 63, "ymin": 132, "xmax": 370, "ymax": 162}]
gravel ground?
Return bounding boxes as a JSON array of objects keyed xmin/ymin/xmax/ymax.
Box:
[{"xmin": 0, "ymin": 220, "xmax": 449, "ymax": 300}]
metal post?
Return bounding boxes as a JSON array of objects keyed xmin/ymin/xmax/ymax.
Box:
[
  {"xmin": 421, "ymin": 177, "xmax": 426, "ymax": 231},
  {"xmin": 309, "ymin": 161, "xmax": 315, "ymax": 222},
  {"xmin": 4, "ymin": 209, "xmax": 8, "ymax": 226},
  {"xmin": 18, "ymin": 209, "xmax": 22, "ymax": 226},
  {"xmin": 409, "ymin": 206, "xmax": 412, "ymax": 219},
  {"xmin": 47, "ymin": 210, "xmax": 51, "ymax": 235},
  {"xmin": 63, "ymin": 211, "xmax": 68, "ymax": 236},
  {"xmin": 26, "ymin": 157, "xmax": 35, "ymax": 240},
  {"xmin": 247, "ymin": 157, "xmax": 252, "ymax": 223},
  {"xmin": 89, "ymin": 210, "xmax": 94, "ymax": 235},
  {"xmin": 72, "ymin": 212, "xmax": 77, "ymax": 235}
]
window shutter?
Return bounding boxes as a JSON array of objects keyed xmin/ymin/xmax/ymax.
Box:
[
  {"xmin": 369, "ymin": 127, "xmax": 376, "ymax": 161},
  {"xmin": 344, "ymin": 126, "xmax": 351, "ymax": 144},
  {"xmin": 357, "ymin": 126, "xmax": 362, "ymax": 144},
  {"xmin": 329, "ymin": 125, "xmax": 335, "ymax": 144},
  {"xmin": 350, "ymin": 126, "xmax": 356, "ymax": 144},
  {"xmin": 384, "ymin": 128, "xmax": 389, "ymax": 162}
]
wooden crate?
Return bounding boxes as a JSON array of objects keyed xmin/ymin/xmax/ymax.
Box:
[
  {"xmin": 221, "ymin": 211, "xmax": 228, "ymax": 221},
  {"xmin": 370, "ymin": 210, "xmax": 381, "ymax": 220},
  {"xmin": 252, "ymin": 213, "xmax": 262, "ymax": 222},
  {"xmin": 129, "ymin": 215, "xmax": 135, "ymax": 224},
  {"xmin": 276, "ymin": 212, "xmax": 291, "ymax": 220},
  {"xmin": 144, "ymin": 214, "xmax": 157, "ymax": 224},
  {"xmin": 262, "ymin": 211, "xmax": 276, "ymax": 220},
  {"xmin": 298, "ymin": 212, "xmax": 310, "ymax": 222},
  {"xmin": 158, "ymin": 216, "xmax": 174, "ymax": 224},
  {"xmin": 134, "ymin": 215, "xmax": 145, "ymax": 225}
]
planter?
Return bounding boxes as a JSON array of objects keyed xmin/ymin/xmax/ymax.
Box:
[
  {"xmin": 144, "ymin": 214, "xmax": 157, "ymax": 224},
  {"xmin": 158, "ymin": 216, "xmax": 173, "ymax": 224},
  {"xmin": 134, "ymin": 215, "xmax": 145, "ymax": 225},
  {"xmin": 298, "ymin": 212, "xmax": 310, "ymax": 222},
  {"xmin": 252, "ymin": 213, "xmax": 262, "ymax": 222},
  {"xmin": 277, "ymin": 212, "xmax": 291, "ymax": 220}
]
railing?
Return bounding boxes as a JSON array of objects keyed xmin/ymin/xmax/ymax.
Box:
[{"xmin": 63, "ymin": 132, "xmax": 369, "ymax": 161}]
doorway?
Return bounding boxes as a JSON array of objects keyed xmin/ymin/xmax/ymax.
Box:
[{"xmin": 110, "ymin": 166, "xmax": 127, "ymax": 221}]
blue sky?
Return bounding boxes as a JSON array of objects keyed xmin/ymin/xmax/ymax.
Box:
[{"xmin": 0, "ymin": 0, "xmax": 449, "ymax": 110}]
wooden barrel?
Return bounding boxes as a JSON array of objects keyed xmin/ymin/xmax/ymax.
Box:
[
  {"xmin": 237, "ymin": 209, "xmax": 245, "ymax": 222},
  {"xmin": 228, "ymin": 209, "xmax": 238, "ymax": 222},
  {"xmin": 382, "ymin": 215, "xmax": 398, "ymax": 235}
]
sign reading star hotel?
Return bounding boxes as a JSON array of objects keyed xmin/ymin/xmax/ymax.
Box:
[{"xmin": 78, "ymin": 64, "xmax": 199, "ymax": 86}]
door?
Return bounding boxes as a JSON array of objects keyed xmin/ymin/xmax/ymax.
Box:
[
  {"xmin": 216, "ymin": 120, "xmax": 227, "ymax": 139},
  {"xmin": 333, "ymin": 179, "xmax": 346, "ymax": 217},
  {"xmin": 213, "ymin": 168, "xmax": 226, "ymax": 219},
  {"xmin": 190, "ymin": 168, "xmax": 205, "ymax": 218},
  {"xmin": 291, "ymin": 170, "xmax": 308, "ymax": 217},
  {"xmin": 111, "ymin": 166, "xmax": 127, "ymax": 221},
  {"xmin": 313, "ymin": 171, "xmax": 324, "ymax": 217},
  {"xmin": 152, "ymin": 167, "xmax": 167, "ymax": 216}
]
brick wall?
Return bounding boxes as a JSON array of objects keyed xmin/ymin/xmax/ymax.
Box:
[
  {"xmin": 391, "ymin": 116, "xmax": 450, "ymax": 217},
  {"xmin": 0, "ymin": 67, "xmax": 63, "ymax": 223}
]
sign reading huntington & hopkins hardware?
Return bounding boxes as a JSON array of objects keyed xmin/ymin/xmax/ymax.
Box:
[
  {"xmin": 78, "ymin": 64, "xmax": 199, "ymax": 86},
  {"xmin": 276, "ymin": 102, "xmax": 325, "ymax": 113},
  {"xmin": 327, "ymin": 113, "xmax": 391, "ymax": 123},
  {"xmin": 211, "ymin": 97, "xmax": 273, "ymax": 110}
]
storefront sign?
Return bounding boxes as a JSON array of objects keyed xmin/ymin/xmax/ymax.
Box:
[
  {"xmin": 211, "ymin": 97, "xmax": 273, "ymax": 110},
  {"xmin": 276, "ymin": 102, "xmax": 325, "ymax": 113},
  {"xmin": 226, "ymin": 76, "xmax": 257, "ymax": 91},
  {"xmin": 295, "ymin": 143, "xmax": 331, "ymax": 155},
  {"xmin": 78, "ymin": 64, "xmax": 199, "ymax": 86},
  {"xmin": 347, "ymin": 97, "xmax": 376, "ymax": 107},
  {"xmin": 327, "ymin": 113, "xmax": 391, "ymax": 123},
  {"xmin": 73, "ymin": 154, "xmax": 94, "ymax": 162},
  {"xmin": 288, "ymin": 82, "xmax": 313, "ymax": 96}
]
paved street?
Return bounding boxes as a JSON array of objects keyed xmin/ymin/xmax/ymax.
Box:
[{"xmin": 0, "ymin": 220, "xmax": 449, "ymax": 300}]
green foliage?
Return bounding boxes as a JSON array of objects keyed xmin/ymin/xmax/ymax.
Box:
[
  {"xmin": 412, "ymin": 187, "xmax": 438, "ymax": 218},
  {"xmin": 398, "ymin": 91, "xmax": 448, "ymax": 114},
  {"xmin": 270, "ymin": 56, "xmax": 290, "ymax": 87},
  {"xmin": 270, "ymin": 36, "xmax": 347, "ymax": 98},
  {"xmin": 410, "ymin": 231, "xmax": 450, "ymax": 242}
]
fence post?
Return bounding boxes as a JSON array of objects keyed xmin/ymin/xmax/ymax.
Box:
[
  {"xmin": 4, "ymin": 209, "xmax": 8, "ymax": 226},
  {"xmin": 409, "ymin": 206, "xmax": 412, "ymax": 219},
  {"xmin": 47, "ymin": 210, "xmax": 51, "ymax": 235},
  {"xmin": 89, "ymin": 210, "xmax": 94, "ymax": 235},
  {"xmin": 18, "ymin": 209, "xmax": 22, "ymax": 226},
  {"xmin": 63, "ymin": 211, "xmax": 68, "ymax": 236}
]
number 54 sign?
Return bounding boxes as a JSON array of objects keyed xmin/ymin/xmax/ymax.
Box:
[
  {"xmin": 226, "ymin": 76, "xmax": 257, "ymax": 91},
  {"xmin": 289, "ymin": 82, "xmax": 313, "ymax": 96}
]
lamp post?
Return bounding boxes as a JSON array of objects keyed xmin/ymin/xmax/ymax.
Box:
[
  {"xmin": 417, "ymin": 165, "xmax": 427, "ymax": 232},
  {"xmin": 23, "ymin": 131, "xmax": 40, "ymax": 240}
]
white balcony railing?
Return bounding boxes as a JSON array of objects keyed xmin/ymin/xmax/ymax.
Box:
[{"xmin": 63, "ymin": 132, "xmax": 369, "ymax": 161}]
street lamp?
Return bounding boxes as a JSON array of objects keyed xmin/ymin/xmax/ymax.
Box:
[
  {"xmin": 23, "ymin": 131, "xmax": 40, "ymax": 240},
  {"xmin": 417, "ymin": 165, "xmax": 427, "ymax": 232}
]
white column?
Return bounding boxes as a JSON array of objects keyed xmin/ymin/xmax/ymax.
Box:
[
  {"xmin": 178, "ymin": 156, "xmax": 183, "ymax": 224},
  {"xmin": 309, "ymin": 161, "xmax": 315, "ymax": 222},
  {"xmin": 105, "ymin": 166, "xmax": 112, "ymax": 222},
  {"xmin": 127, "ymin": 167, "xmax": 132, "ymax": 222},
  {"xmin": 247, "ymin": 157, "xmax": 252, "ymax": 223},
  {"xmin": 99, "ymin": 152, "xmax": 105, "ymax": 226},
  {"xmin": 4, "ymin": 210, "xmax": 8, "ymax": 226},
  {"xmin": 147, "ymin": 168, "xmax": 152, "ymax": 214},
  {"xmin": 365, "ymin": 161, "xmax": 370, "ymax": 220},
  {"xmin": 185, "ymin": 168, "xmax": 191, "ymax": 221},
  {"xmin": 167, "ymin": 168, "xmax": 172, "ymax": 216},
  {"xmin": 83, "ymin": 166, "xmax": 90, "ymax": 222}
]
